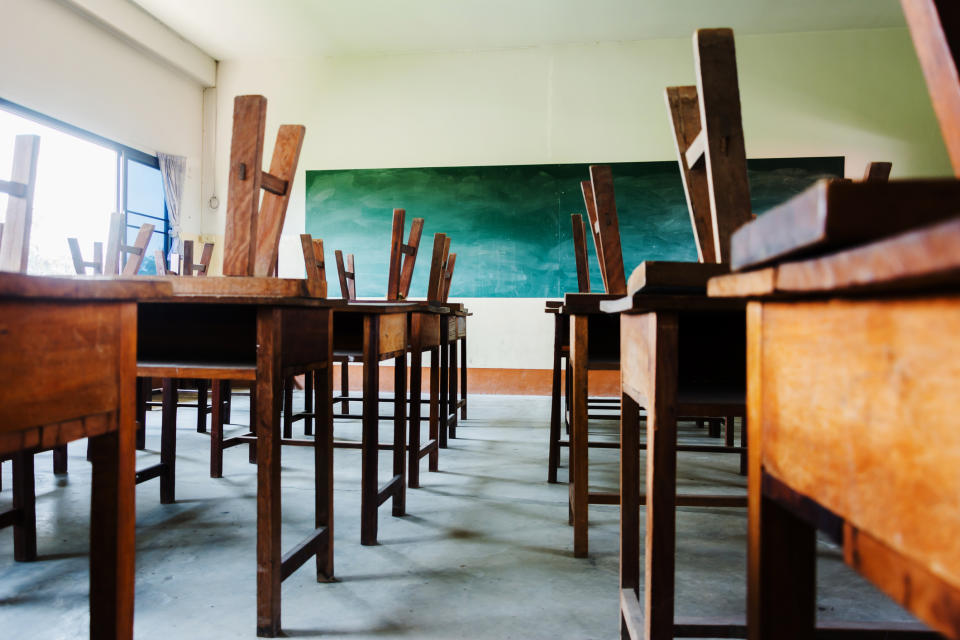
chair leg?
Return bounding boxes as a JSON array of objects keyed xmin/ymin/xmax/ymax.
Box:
[
  {"xmin": 724, "ymin": 415, "xmax": 735, "ymax": 447},
  {"xmin": 459, "ymin": 336, "xmax": 467, "ymax": 420},
  {"xmin": 196, "ymin": 380, "xmax": 209, "ymax": 433},
  {"xmin": 248, "ymin": 388, "xmax": 258, "ymax": 464},
  {"xmin": 283, "ymin": 376, "xmax": 293, "ymax": 440},
  {"xmin": 135, "ymin": 377, "xmax": 149, "ymax": 450},
  {"xmin": 12, "ymin": 451, "xmax": 37, "ymax": 562},
  {"xmin": 548, "ymin": 317, "xmax": 563, "ymax": 483},
  {"xmin": 340, "ymin": 361, "xmax": 350, "ymax": 415},
  {"xmin": 303, "ymin": 370, "xmax": 314, "ymax": 436},
  {"xmin": 160, "ymin": 379, "xmax": 177, "ymax": 504},
  {"xmin": 211, "ymin": 380, "xmax": 226, "ymax": 478},
  {"xmin": 52, "ymin": 445, "xmax": 67, "ymax": 475}
]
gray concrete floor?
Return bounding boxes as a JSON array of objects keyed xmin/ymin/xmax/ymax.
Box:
[{"xmin": 0, "ymin": 394, "xmax": 920, "ymax": 639}]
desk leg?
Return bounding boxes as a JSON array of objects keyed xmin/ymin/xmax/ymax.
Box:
[
  {"xmin": 548, "ymin": 314, "xmax": 563, "ymax": 483},
  {"xmin": 361, "ymin": 315, "xmax": 380, "ymax": 545},
  {"xmin": 393, "ymin": 354, "xmax": 407, "ymax": 516},
  {"xmin": 428, "ymin": 346, "xmax": 439, "ymax": 472},
  {"xmin": 439, "ymin": 325, "xmax": 449, "ymax": 449},
  {"xmin": 160, "ymin": 379, "xmax": 177, "ymax": 504},
  {"xmin": 89, "ymin": 427, "xmax": 135, "ymax": 640},
  {"xmin": 315, "ymin": 358, "xmax": 334, "ymax": 580},
  {"xmin": 409, "ymin": 316, "xmax": 423, "ymax": 489},
  {"xmin": 570, "ymin": 314, "xmax": 589, "ymax": 558},
  {"xmin": 449, "ymin": 331, "xmax": 458, "ymax": 439},
  {"xmin": 619, "ymin": 392, "xmax": 641, "ymax": 638},
  {"xmin": 256, "ymin": 308, "xmax": 283, "ymax": 637},
  {"xmin": 643, "ymin": 311, "xmax": 678, "ymax": 640},
  {"xmin": 460, "ymin": 334, "xmax": 467, "ymax": 419},
  {"xmin": 12, "ymin": 451, "xmax": 36, "ymax": 561}
]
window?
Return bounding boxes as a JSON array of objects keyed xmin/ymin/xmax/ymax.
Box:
[
  {"xmin": 122, "ymin": 153, "xmax": 168, "ymax": 275},
  {"xmin": 0, "ymin": 98, "xmax": 170, "ymax": 275}
]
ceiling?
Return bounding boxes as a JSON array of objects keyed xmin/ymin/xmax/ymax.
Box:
[{"xmin": 130, "ymin": 0, "xmax": 907, "ymax": 61}]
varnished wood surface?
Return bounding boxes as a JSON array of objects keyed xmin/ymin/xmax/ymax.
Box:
[
  {"xmin": 729, "ymin": 179, "xmax": 960, "ymax": 271},
  {"xmin": 626, "ymin": 260, "xmax": 729, "ymax": 295},
  {"xmin": 254, "ymin": 124, "xmax": 305, "ymax": 277},
  {"xmin": 756, "ymin": 297, "xmax": 960, "ymax": 600},
  {"xmin": 666, "ymin": 85, "xmax": 717, "ymax": 263},
  {"xmin": 589, "ymin": 165, "xmax": 627, "ymax": 295},
  {"xmin": 599, "ymin": 292, "xmax": 746, "ymax": 315},
  {"xmin": 224, "ymin": 95, "xmax": 267, "ymax": 276},
  {"xmin": 710, "ymin": 216, "xmax": 960, "ymax": 298},
  {"xmin": 571, "ymin": 213, "xmax": 591, "ymax": 293},
  {"xmin": 901, "ymin": 0, "xmax": 960, "ymax": 177},
  {"xmin": 0, "ymin": 272, "xmax": 172, "ymax": 300},
  {"xmin": 694, "ymin": 28, "xmax": 752, "ymax": 263},
  {"xmin": 564, "ymin": 292, "xmax": 624, "ymax": 314}
]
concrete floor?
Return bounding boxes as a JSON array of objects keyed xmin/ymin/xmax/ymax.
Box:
[{"xmin": 0, "ymin": 394, "xmax": 920, "ymax": 639}]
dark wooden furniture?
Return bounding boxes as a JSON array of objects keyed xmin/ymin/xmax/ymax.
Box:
[
  {"xmin": 600, "ymin": 270, "xmax": 746, "ymax": 639},
  {"xmin": 131, "ymin": 274, "xmax": 338, "ymax": 637},
  {"xmin": 0, "ymin": 273, "xmax": 171, "ymax": 640}
]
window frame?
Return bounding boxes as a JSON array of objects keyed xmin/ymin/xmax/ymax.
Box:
[{"xmin": 0, "ymin": 97, "xmax": 172, "ymax": 268}]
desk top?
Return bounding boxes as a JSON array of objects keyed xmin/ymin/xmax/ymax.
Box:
[
  {"xmin": 599, "ymin": 292, "xmax": 745, "ymax": 314},
  {"xmin": 0, "ymin": 272, "xmax": 172, "ymax": 301},
  {"xmin": 336, "ymin": 299, "xmax": 447, "ymax": 314},
  {"xmin": 710, "ymin": 216, "xmax": 960, "ymax": 299},
  {"xmin": 563, "ymin": 293, "xmax": 622, "ymax": 314}
]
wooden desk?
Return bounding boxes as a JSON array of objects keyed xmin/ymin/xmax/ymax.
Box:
[
  {"xmin": 0, "ymin": 273, "xmax": 171, "ymax": 640},
  {"xmin": 127, "ymin": 275, "xmax": 339, "ymax": 637},
  {"xmin": 710, "ymin": 216, "xmax": 960, "ymax": 639},
  {"xmin": 600, "ymin": 286, "xmax": 747, "ymax": 640},
  {"xmin": 330, "ymin": 302, "xmax": 418, "ymax": 546}
]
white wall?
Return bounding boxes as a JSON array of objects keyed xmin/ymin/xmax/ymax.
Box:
[
  {"xmin": 210, "ymin": 28, "xmax": 951, "ymax": 368},
  {"xmin": 0, "ymin": 0, "xmax": 208, "ymax": 235}
]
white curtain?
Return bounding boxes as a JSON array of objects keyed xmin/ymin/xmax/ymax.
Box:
[{"xmin": 157, "ymin": 152, "xmax": 186, "ymax": 252}]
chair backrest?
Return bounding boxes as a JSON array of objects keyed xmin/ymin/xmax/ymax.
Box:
[
  {"xmin": 901, "ymin": 0, "xmax": 960, "ymax": 177},
  {"xmin": 335, "ymin": 249, "xmax": 356, "ymax": 300},
  {"xmin": 223, "ymin": 94, "xmax": 306, "ymax": 277},
  {"xmin": 863, "ymin": 161, "xmax": 893, "ymax": 182},
  {"xmin": 426, "ymin": 232, "xmax": 451, "ymax": 302},
  {"xmin": 68, "ymin": 238, "xmax": 104, "ymax": 275},
  {"xmin": 0, "ymin": 134, "xmax": 40, "ymax": 274},
  {"xmin": 299, "ymin": 234, "xmax": 327, "ymax": 297},
  {"xmin": 441, "ymin": 253, "xmax": 456, "ymax": 303},
  {"xmin": 157, "ymin": 240, "xmax": 214, "ymax": 276},
  {"xmin": 104, "ymin": 211, "xmax": 154, "ymax": 276},
  {"xmin": 666, "ymin": 28, "xmax": 752, "ymax": 264},
  {"xmin": 386, "ymin": 208, "xmax": 424, "ymax": 300},
  {"xmin": 571, "ymin": 213, "xmax": 591, "ymax": 293},
  {"xmin": 580, "ymin": 179, "xmax": 609, "ymax": 290},
  {"xmin": 582, "ymin": 165, "xmax": 626, "ymax": 295}
]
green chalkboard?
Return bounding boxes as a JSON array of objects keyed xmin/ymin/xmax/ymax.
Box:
[{"xmin": 305, "ymin": 158, "xmax": 843, "ymax": 298}]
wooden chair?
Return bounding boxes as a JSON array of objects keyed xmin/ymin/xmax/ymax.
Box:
[
  {"xmin": 155, "ymin": 239, "xmax": 214, "ymax": 276},
  {"xmin": 67, "ymin": 239, "xmax": 103, "ymax": 275},
  {"xmin": 139, "ymin": 95, "xmax": 306, "ymax": 492},
  {"xmin": 104, "ymin": 211, "xmax": 155, "ymax": 276},
  {"xmin": 144, "ymin": 240, "xmax": 227, "ymax": 456}
]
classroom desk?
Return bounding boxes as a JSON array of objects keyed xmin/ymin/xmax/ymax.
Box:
[
  {"xmin": 329, "ymin": 302, "xmax": 442, "ymax": 530},
  {"xmin": 563, "ymin": 292, "xmax": 622, "ymax": 557},
  {"xmin": 129, "ymin": 275, "xmax": 340, "ymax": 638},
  {"xmin": 0, "ymin": 273, "xmax": 171, "ymax": 640},
  {"xmin": 709, "ymin": 217, "xmax": 960, "ymax": 639},
  {"xmin": 599, "ymin": 287, "xmax": 747, "ymax": 640}
]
